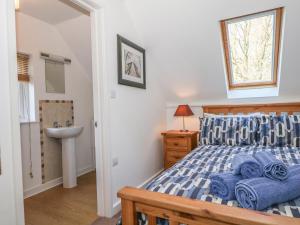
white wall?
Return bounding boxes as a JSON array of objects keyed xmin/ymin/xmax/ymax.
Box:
[
  {"xmin": 16, "ymin": 12, "xmax": 95, "ymax": 194},
  {"xmin": 56, "ymin": 15, "xmax": 93, "ymax": 78},
  {"xmin": 99, "ymin": 0, "xmax": 167, "ymax": 209},
  {"xmin": 123, "ymin": 0, "xmax": 300, "ymax": 134},
  {"xmin": 124, "ymin": 0, "xmax": 300, "ymax": 104}
]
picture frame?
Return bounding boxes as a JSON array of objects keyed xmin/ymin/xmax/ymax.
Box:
[{"xmin": 117, "ymin": 35, "xmax": 146, "ymax": 89}]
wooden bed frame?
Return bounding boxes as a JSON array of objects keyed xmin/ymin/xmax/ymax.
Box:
[{"xmin": 118, "ymin": 103, "xmax": 300, "ymax": 225}]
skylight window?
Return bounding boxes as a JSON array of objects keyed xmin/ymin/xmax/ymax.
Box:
[{"xmin": 221, "ymin": 8, "xmax": 283, "ymax": 89}]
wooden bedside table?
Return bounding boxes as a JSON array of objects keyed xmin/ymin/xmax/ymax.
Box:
[{"xmin": 161, "ymin": 130, "xmax": 198, "ymax": 169}]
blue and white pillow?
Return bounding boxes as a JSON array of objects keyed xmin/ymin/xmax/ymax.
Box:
[
  {"xmin": 239, "ymin": 116, "xmax": 258, "ymax": 145},
  {"xmin": 258, "ymin": 115, "xmax": 271, "ymax": 146},
  {"xmin": 200, "ymin": 117, "xmax": 211, "ymax": 145},
  {"xmin": 258, "ymin": 115, "xmax": 294, "ymax": 147},
  {"xmin": 201, "ymin": 114, "xmax": 300, "ymax": 148},
  {"xmin": 225, "ymin": 117, "xmax": 239, "ymax": 146},
  {"xmin": 200, "ymin": 115, "xmax": 259, "ymax": 146},
  {"xmin": 201, "ymin": 117, "xmax": 218, "ymax": 145},
  {"xmin": 290, "ymin": 115, "xmax": 300, "ymax": 148},
  {"xmin": 213, "ymin": 117, "xmax": 224, "ymax": 145}
]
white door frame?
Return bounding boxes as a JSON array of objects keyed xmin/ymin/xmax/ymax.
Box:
[
  {"xmin": 70, "ymin": 0, "xmax": 113, "ymax": 217},
  {"xmin": 5, "ymin": 0, "xmax": 113, "ymax": 223},
  {"xmin": 1, "ymin": 0, "xmax": 25, "ymax": 224}
]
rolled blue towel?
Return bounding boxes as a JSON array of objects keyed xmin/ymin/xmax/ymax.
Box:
[
  {"xmin": 235, "ymin": 165, "xmax": 300, "ymax": 210},
  {"xmin": 254, "ymin": 151, "xmax": 288, "ymax": 181},
  {"xmin": 232, "ymin": 153, "xmax": 263, "ymax": 179},
  {"xmin": 209, "ymin": 172, "xmax": 242, "ymax": 200}
]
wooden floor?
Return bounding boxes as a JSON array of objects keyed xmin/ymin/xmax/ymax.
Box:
[
  {"xmin": 24, "ymin": 171, "xmax": 98, "ymax": 225},
  {"xmin": 90, "ymin": 214, "xmax": 120, "ymax": 225}
]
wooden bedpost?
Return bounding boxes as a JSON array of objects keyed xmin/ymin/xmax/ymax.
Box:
[
  {"xmin": 121, "ymin": 199, "xmax": 137, "ymax": 225},
  {"xmin": 148, "ymin": 215, "xmax": 156, "ymax": 225}
]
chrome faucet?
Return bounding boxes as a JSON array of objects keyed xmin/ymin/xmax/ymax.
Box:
[
  {"xmin": 53, "ymin": 121, "xmax": 59, "ymax": 128},
  {"xmin": 66, "ymin": 120, "xmax": 72, "ymax": 127}
]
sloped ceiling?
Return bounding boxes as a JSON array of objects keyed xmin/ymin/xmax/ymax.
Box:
[
  {"xmin": 124, "ymin": 0, "xmax": 300, "ymax": 103},
  {"xmin": 56, "ymin": 16, "xmax": 92, "ymax": 77},
  {"xmin": 19, "ymin": 0, "xmax": 92, "ymax": 79},
  {"xmin": 19, "ymin": 0, "xmax": 89, "ymax": 24}
]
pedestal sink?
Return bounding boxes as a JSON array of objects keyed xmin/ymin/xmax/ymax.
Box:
[{"xmin": 45, "ymin": 126, "xmax": 83, "ymax": 188}]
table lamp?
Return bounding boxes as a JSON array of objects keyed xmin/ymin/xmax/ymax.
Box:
[{"xmin": 174, "ymin": 104, "xmax": 194, "ymax": 132}]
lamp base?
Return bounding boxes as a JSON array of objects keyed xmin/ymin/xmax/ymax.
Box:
[{"xmin": 179, "ymin": 129, "xmax": 189, "ymax": 132}]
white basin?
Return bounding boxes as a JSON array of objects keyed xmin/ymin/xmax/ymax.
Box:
[
  {"xmin": 45, "ymin": 126, "xmax": 83, "ymax": 139},
  {"xmin": 45, "ymin": 126, "xmax": 83, "ymax": 188}
]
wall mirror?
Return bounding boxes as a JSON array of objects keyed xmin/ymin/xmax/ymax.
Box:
[{"xmin": 45, "ymin": 60, "xmax": 66, "ymax": 93}]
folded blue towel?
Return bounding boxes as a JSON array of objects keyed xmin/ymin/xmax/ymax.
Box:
[
  {"xmin": 209, "ymin": 172, "xmax": 242, "ymax": 201},
  {"xmin": 232, "ymin": 153, "xmax": 263, "ymax": 179},
  {"xmin": 254, "ymin": 151, "xmax": 288, "ymax": 181},
  {"xmin": 235, "ymin": 165, "xmax": 300, "ymax": 210}
]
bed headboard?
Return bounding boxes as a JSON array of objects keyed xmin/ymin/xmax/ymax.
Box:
[{"xmin": 202, "ymin": 103, "xmax": 300, "ymax": 115}]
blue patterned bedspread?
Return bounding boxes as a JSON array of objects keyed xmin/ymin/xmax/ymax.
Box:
[
  {"xmin": 146, "ymin": 145, "xmax": 300, "ymax": 216},
  {"xmin": 118, "ymin": 145, "xmax": 300, "ymax": 225}
]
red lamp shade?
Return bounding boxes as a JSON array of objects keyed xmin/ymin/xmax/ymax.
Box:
[{"xmin": 174, "ymin": 104, "xmax": 194, "ymax": 117}]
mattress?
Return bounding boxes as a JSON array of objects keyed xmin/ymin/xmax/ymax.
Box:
[{"xmin": 118, "ymin": 145, "xmax": 300, "ymax": 225}]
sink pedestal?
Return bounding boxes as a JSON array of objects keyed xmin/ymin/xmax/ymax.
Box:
[
  {"xmin": 45, "ymin": 126, "xmax": 83, "ymax": 189},
  {"xmin": 62, "ymin": 137, "xmax": 77, "ymax": 188}
]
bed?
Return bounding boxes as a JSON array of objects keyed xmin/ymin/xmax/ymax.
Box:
[{"xmin": 118, "ymin": 103, "xmax": 300, "ymax": 225}]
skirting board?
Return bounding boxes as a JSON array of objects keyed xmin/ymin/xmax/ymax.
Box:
[
  {"xmin": 112, "ymin": 168, "xmax": 164, "ymax": 215},
  {"xmin": 23, "ymin": 165, "xmax": 95, "ymax": 199}
]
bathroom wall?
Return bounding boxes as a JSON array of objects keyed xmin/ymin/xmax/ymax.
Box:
[{"xmin": 16, "ymin": 12, "xmax": 95, "ymax": 196}]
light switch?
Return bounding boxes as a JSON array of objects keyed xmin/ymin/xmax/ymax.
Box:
[{"xmin": 112, "ymin": 157, "xmax": 118, "ymax": 167}]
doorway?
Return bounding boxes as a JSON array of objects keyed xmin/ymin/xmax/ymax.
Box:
[{"xmin": 11, "ymin": 0, "xmax": 111, "ymax": 223}]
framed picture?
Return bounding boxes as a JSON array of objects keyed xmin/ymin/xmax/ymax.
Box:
[{"xmin": 117, "ymin": 35, "xmax": 146, "ymax": 89}]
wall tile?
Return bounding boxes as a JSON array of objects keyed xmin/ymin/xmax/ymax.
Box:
[{"xmin": 39, "ymin": 100, "xmax": 74, "ymax": 183}]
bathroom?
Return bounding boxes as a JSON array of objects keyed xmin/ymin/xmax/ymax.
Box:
[{"xmin": 16, "ymin": 0, "xmax": 97, "ymax": 224}]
